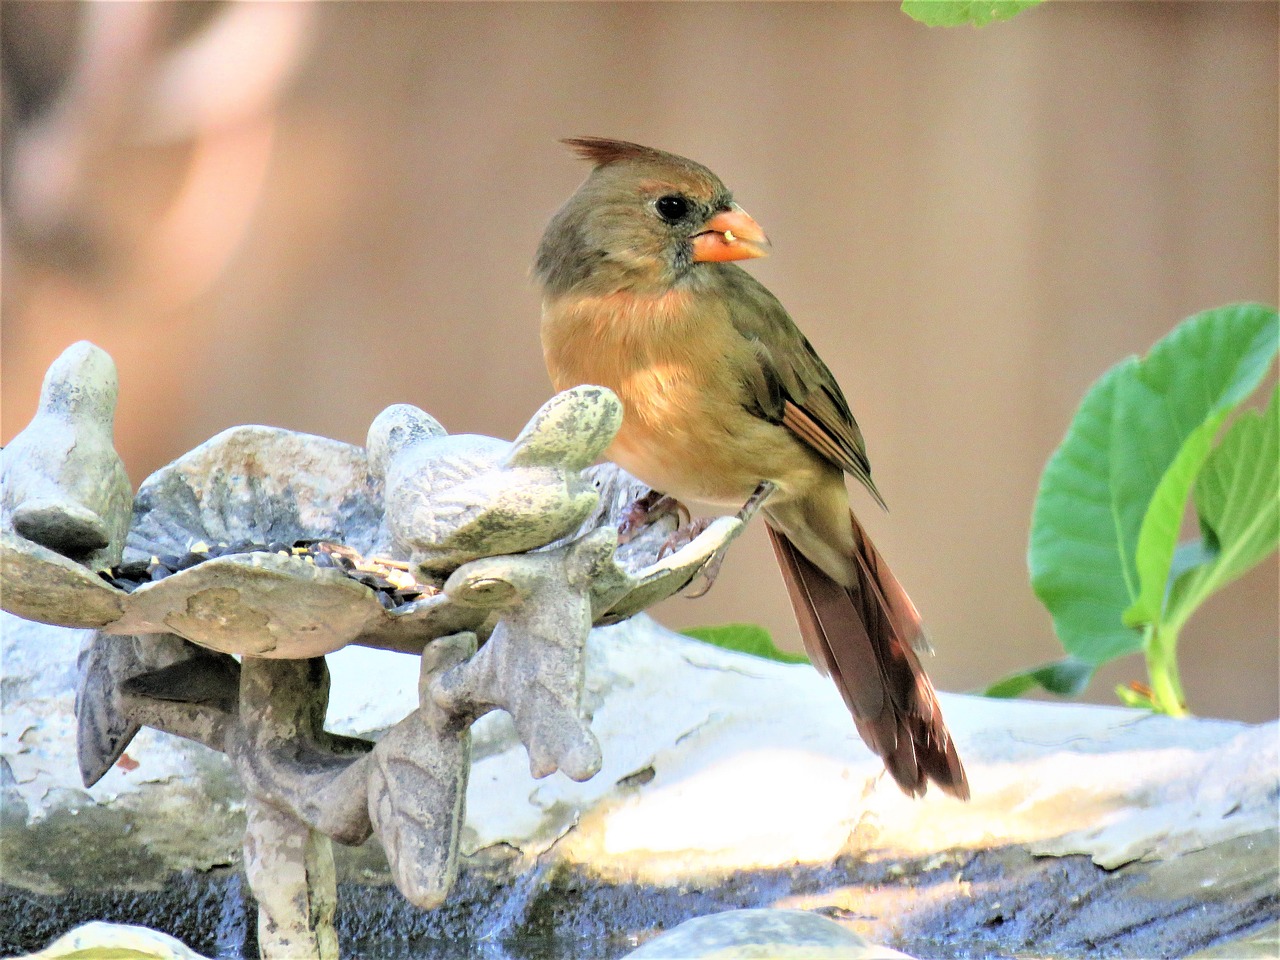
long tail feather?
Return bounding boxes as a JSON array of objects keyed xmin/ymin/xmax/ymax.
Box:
[{"xmin": 767, "ymin": 520, "xmax": 969, "ymax": 800}]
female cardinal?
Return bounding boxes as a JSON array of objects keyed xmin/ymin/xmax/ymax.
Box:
[{"xmin": 535, "ymin": 137, "xmax": 967, "ymax": 799}]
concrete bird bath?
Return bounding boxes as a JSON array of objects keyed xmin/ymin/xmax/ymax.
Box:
[{"xmin": 0, "ymin": 341, "xmax": 743, "ymax": 959}]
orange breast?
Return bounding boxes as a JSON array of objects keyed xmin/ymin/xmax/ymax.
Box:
[{"xmin": 541, "ymin": 288, "xmax": 818, "ymax": 504}]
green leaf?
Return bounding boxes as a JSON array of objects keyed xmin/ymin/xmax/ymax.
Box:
[
  {"xmin": 1118, "ymin": 304, "xmax": 1278, "ymax": 629},
  {"xmin": 1121, "ymin": 411, "xmax": 1228, "ymax": 628},
  {"xmin": 1031, "ymin": 303, "xmax": 1278, "ymax": 667},
  {"xmin": 1030, "ymin": 358, "xmax": 1143, "ymax": 664},
  {"xmin": 682, "ymin": 623, "xmax": 809, "ymax": 664},
  {"xmin": 1167, "ymin": 383, "xmax": 1280, "ymax": 626},
  {"xmin": 1167, "ymin": 536, "xmax": 1219, "ymax": 586},
  {"xmin": 983, "ymin": 657, "xmax": 1094, "ymax": 699},
  {"xmin": 901, "ymin": 0, "xmax": 1043, "ymax": 27}
]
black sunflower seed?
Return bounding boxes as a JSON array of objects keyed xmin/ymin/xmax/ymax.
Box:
[{"xmin": 116, "ymin": 560, "xmax": 150, "ymax": 580}]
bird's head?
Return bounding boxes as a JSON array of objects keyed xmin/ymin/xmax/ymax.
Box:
[{"xmin": 535, "ymin": 137, "xmax": 769, "ymax": 297}]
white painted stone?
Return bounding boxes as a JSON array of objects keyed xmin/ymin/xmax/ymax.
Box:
[
  {"xmin": 322, "ymin": 613, "xmax": 1279, "ymax": 881},
  {"xmin": 16, "ymin": 921, "xmax": 211, "ymax": 960},
  {"xmin": 623, "ymin": 908, "xmax": 915, "ymax": 959},
  {"xmin": 4, "ymin": 609, "xmax": 1276, "ymax": 951},
  {"xmin": 7, "ymin": 610, "xmax": 1275, "ymax": 881}
]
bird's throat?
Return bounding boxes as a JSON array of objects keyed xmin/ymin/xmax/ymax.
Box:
[{"xmin": 542, "ymin": 286, "xmax": 699, "ymax": 385}]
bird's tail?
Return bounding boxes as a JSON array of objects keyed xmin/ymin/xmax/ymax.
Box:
[{"xmin": 766, "ymin": 515, "xmax": 969, "ymax": 799}]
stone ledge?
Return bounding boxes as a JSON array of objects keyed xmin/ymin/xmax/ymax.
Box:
[{"xmin": 3, "ymin": 612, "xmax": 1276, "ymax": 958}]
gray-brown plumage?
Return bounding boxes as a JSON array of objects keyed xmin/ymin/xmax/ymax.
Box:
[{"xmin": 536, "ymin": 137, "xmax": 967, "ymax": 799}]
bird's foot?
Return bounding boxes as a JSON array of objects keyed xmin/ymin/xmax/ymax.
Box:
[
  {"xmin": 656, "ymin": 516, "xmax": 714, "ymax": 561},
  {"xmin": 683, "ymin": 546, "xmax": 728, "ymax": 598},
  {"xmin": 653, "ymin": 516, "xmax": 722, "ymax": 596},
  {"xmin": 618, "ymin": 491, "xmax": 691, "ymax": 544},
  {"xmin": 686, "ymin": 483, "xmax": 773, "ymax": 599},
  {"xmin": 653, "ymin": 482, "xmax": 776, "ymax": 598}
]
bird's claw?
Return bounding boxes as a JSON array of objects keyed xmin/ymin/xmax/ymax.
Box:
[
  {"xmin": 656, "ymin": 516, "xmax": 714, "ymax": 561},
  {"xmin": 618, "ymin": 491, "xmax": 691, "ymax": 544},
  {"xmin": 683, "ymin": 547, "xmax": 727, "ymax": 598},
  {"xmin": 653, "ymin": 516, "xmax": 725, "ymax": 596},
  {"xmin": 679, "ymin": 482, "xmax": 775, "ymax": 598}
]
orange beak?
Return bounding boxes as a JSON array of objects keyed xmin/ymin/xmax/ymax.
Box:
[{"xmin": 690, "ymin": 203, "xmax": 770, "ymax": 262}]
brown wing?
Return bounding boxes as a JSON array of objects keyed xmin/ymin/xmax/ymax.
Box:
[{"xmin": 719, "ymin": 265, "xmax": 886, "ymax": 508}]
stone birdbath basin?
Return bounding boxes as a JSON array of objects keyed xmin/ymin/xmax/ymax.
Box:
[{"xmin": 0, "ymin": 341, "xmax": 743, "ymax": 958}]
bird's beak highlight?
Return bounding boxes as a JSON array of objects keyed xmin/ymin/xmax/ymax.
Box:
[{"xmin": 691, "ymin": 204, "xmax": 770, "ymax": 262}]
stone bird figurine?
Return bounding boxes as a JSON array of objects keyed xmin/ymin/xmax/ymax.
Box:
[
  {"xmin": 0, "ymin": 341, "xmax": 132, "ymax": 570},
  {"xmin": 367, "ymin": 386, "xmax": 622, "ymax": 576},
  {"xmin": 535, "ymin": 137, "xmax": 968, "ymax": 799}
]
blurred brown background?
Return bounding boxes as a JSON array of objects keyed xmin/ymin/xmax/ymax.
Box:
[{"xmin": 3, "ymin": 2, "xmax": 1276, "ymax": 721}]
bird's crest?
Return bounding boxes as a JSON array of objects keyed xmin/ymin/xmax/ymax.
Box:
[{"xmin": 562, "ymin": 137, "xmax": 670, "ymax": 168}]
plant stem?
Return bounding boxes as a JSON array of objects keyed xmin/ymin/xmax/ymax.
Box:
[{"xmin": 1144, "ymin": 623, "xmax": 1188, "ymax": 717}]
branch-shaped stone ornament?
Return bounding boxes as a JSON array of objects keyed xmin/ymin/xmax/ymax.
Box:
[
  {"xmin": 243, "ymin": 796, "xmax": 340, "ymax": 960},
  {"xmin": 367, "ymin": 632, "xmax": 474, "ymax": 909},
  {"xmin": 0, "ymin": 342, "xmax": 751, "ymax": 958},
  {"xmin": 76, "ymin": 631, "xmax": 228, "ymax": 785},
  {"xmin": 434, "ymin": 527, "xmax": 624, "ymax": 781},
  {"xmin": 227, "ymin": 658, "xmax": 375, "ymax": 845}
]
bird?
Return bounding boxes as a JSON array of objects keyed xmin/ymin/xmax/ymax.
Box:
[{"xmin": 534, "ymin": 137, "xmax": 968, "ymax": 800}]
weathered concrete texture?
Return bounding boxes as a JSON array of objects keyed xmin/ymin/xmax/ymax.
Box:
[
  {"xmin": 370, "ymin": 387, "xmax": 621, "ymax": 575},
  {"xmin": 2, "ymin": 873, "xmax": 252, "ymax": 959},
  {"xmin": 103, "ymin": 423, "xmax": 389, "ymax": 659},
  {"xmin": 4, "ymin": 612, "xmax": 1277, "ymax": 959},
  {"xmin": 124, "ymin": 424, "xmax": 385, "ymax": 564},
  {"xmin": 0, "ymin": 342, "xmax": 132, "ymax": 574},
  {"xmin": 242, "ymin": 798, "xmax": 338, "ymax": 960},
  {"xmin": 1186, "ymin": 920, "xmax": 1279, "ymax": 959},
  {"xmin": 0, "ymin": 529, "xmax": 127, "ymax": 628},
  {"xmin": 3, "ymin": 352, "xmax": 760, "ymax": 955},
  {"xmin": 622, "ymin": 909, "xmax": 913, "ymax": 959},
  {"xmin": 435, "ymin": 529, "xmax": 624, "ymax": 782},
  {"xmin": 8, "ymin": 840, "xmax": 1275, "ymax": 960},
  {"xmin": 4, "ymin": 406, "xmax": 739, "ymax": 660},
  {"xmin": 365, "ymin": 632, "xmax": 472, "ymax": 910}
]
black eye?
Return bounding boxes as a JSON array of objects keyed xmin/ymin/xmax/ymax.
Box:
[{"xmin": 654, "ymin": 195, "xmax": 690, "ymax": 223}]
